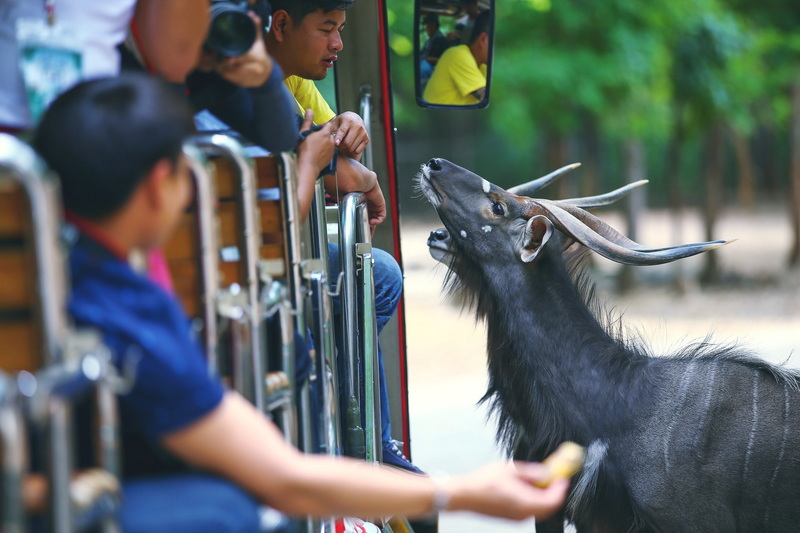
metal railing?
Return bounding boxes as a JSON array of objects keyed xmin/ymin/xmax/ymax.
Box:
[
  {"xmin": 338, "ymin": 193, "xmax": 380, "ymax": 464},
  {"xmin": 0, "ymin": 133, "xmax": 122, "ymax": 533},
  {"xmin": 189, "ymin": 134, "xmax": 266, "ymax": 411}
]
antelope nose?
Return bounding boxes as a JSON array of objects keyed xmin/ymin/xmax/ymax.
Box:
[
  {"xmin": 427, "ymin": 158, "xmax": 442, "ymax": 171},
  {"xmin": 430, "ymin": 228, "xmax": 448, "ymax": 241}
]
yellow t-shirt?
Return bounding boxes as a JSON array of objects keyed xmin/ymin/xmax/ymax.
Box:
[
  {"xmin": 422, "ymin": 44, "xmax": 485, "ymax": 105},
  {"xmin": 284, "ymin": 75, "xmax": 336, "ymax": 125}
]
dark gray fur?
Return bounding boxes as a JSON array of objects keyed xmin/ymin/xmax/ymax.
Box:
[{"xmin": 418, "ymin": 158, "xmax": 800, "ymax": 533}]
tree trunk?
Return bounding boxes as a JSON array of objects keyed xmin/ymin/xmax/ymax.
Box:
[
  {"xmin": 545, "ymin": 129, "xmax": 571, "ymax": 199},
  {"xmin": 617, "ymin": 138, "xmax": 647, "ymax": 294},
  {"xmin": 731, "ymin": 128, "xmax": 756, "ymax": 210},
  {"xmin": 787, "ymin": 80, "xmax": 800, "ymax": 267},
  {"xmin": 581, "ymin": 113, "xmax": 601, "ymax": 198},
  {"xmin": 665, "ymin": 105, "xmax": 688, "ymax": 293},
  {"xmin": 700, "ymin": 122, "xmax": 725, "ymax": 285},
  {"xmin": 756, "ymin": 126, "xmax": 779, "ymax": 194}
]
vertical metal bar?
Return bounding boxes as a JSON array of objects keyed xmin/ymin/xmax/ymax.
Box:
[
  {"xmin": 339, "ymin": 193, "xmax": 364, "ymax": 404},
  {"xmin": 96, "ymin": 381, "xmax": 120, "ymax": 480},
  {"xmin": 182, "ymin": 141, "xmax": 221, "ymax": 374},
  {"xmin": 0, "ymin": 134, "xmax": 69, "ymax": 366},
  {"xmin": 0, "ymin": 134, "xmax": 71, "ymax": 531},
  {"xmin": 0, "ymin": 375, "xmax": 27, "ymax": 533},
  {"xmin": 307, "ymin": 180, "xmax": 342, "ymax": 463},
  {"xmin": 274, "ymin": 153, "xmax": 309, "ymax": 453},
  {"xmin": 229, "ymin": 314, "xmax": 253, "ymax": 401},
  {"xmin": 96, "ymin": 380, "xmax": 122, "ymax": 533},
  {"xmin": 358, "ymin": 243, "xmax": 380, "ymax": 464},
  {"xmin": 277, "ymin": 295, "xmax": 298, "ymax": 446},
  {"xmin": 277, "ymin": 153, "xmax": 306, "ymax": 334},
  {"xmin": 339, "ymin": 193, "xmax": 381, "ymax": 464},
  {"xmin": 359, "ymin": 85, "xmax": 374, "ymax": 171},
  {"xmin": 48, "ymin": 399, "xmax": 73, "ymax": 533},
  {"xmin": 308, "ymin": 180, "xmax": 330, "ymax": 259},
  {"xmin": 306, "ymin": 268, "xmax": 340, "ymax": 455},
  {"xmin": 192, "ymin": 135, "xmax": 265, "ymax": 411}
]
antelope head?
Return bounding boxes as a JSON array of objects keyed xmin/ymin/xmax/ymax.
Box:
[{"xmin": 418, "ymin": 158, "xmax": 730, "ymax": 268}]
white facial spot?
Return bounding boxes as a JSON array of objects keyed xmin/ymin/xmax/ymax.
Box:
[
  {"xmin": 460, "ymin": 230, "xmax": 467, "ymax": 238},
  {"xmin": 482, "ymin": 179, "xmax": 491, "ymax": 193},
  {"xmin": 482, "ymin": 225, "xmax": 492, "ymax": 233}
]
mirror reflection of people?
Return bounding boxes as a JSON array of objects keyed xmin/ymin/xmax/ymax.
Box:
[
  {"xmin": 423, "ymin": 9, "xmax": 491, "ymax": 106},
  {"xmin": 419, "ymin": 13, "xmax": 450, "ymax": 87},
  {"xmin": 450, "ymin": 0, "xmax": 482, "ymax": 45}
]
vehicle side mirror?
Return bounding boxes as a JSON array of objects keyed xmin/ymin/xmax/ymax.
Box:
[{"xmin": 414, "ymin": 0, "xmax": 494, "ymax": 109}]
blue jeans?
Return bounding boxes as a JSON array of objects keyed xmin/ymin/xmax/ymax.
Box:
[
  {"xmin": 119, "ymin": 474, "xmax": 269, "ymax": 532},
  {"xmin": 327, "ymin": 242, "xmax": 402, "ymax": 444}
]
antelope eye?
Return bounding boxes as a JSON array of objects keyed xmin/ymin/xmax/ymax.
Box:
[{"xmin": 491, "ymin": 202, "xmax": 505, "ymax": 216}]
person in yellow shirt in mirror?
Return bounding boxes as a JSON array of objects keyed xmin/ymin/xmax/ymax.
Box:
[{"xmin": 423, "ymin": 9, "xmax": 491, "ymax": 106}]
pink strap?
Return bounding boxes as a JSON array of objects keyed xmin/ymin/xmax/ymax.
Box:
[{"xmin": 147, "ymin": 248, "xmax": 175, "ymax": 294}]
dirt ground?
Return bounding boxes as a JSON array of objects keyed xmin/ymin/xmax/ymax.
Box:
[{"xmin": 399, "ymin": 204, "xmax": 800, "ymax": 532}]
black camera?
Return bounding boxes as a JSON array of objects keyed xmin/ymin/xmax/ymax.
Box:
[{"xmin": 206, "ymin": 0, "xmax": 272, "ymax": 57}]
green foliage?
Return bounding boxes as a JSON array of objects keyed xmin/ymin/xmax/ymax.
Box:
[
  {"xmin": 385, "ymin": 0, "xmax": 799, "ymax": 197},
  {"xmin": 669, "ymin": 12, "xmax": 746, "ymax": 130}
]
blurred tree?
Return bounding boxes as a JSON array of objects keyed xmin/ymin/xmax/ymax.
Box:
[
  {"xmin": 666, "ymin": 11, "xmax": 745, "ymax": 286},
  {"xmin": 723, "ymin": 0, "xmax": 800, "ymax": 266},
  {"xmin": 387, "ymin": 0, "xmax": 800, "ymax": 277},
  {"xmin": 490, "ymin": 0, "xmax": 679, "ymax": 290}
]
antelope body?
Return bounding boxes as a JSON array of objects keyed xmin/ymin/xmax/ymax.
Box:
[{"xmin": 418, "ymin": 158, "xmax": 800, "ymax": 532}]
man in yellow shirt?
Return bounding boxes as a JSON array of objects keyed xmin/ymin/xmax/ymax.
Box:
[
  {"xmin": 266, "ymin": 0, "xmax": 368, "ymax": 160},
  {"xmin": 423, "ymin": 10, "xmax": 491, "ymax": 106},
  {"xmin": 265, "ymin": 0, "xmax": 425, "ymax": 475}
]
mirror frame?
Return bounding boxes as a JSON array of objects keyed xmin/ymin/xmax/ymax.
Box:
[{"xmin": 414, "ymin": 0, "xmax": 495, "ymax": 110}]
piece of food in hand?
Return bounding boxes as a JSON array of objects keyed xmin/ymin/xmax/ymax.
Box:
[{"xmin": 532, "ymin": 441, "xmax": 584, "ymax": 488}]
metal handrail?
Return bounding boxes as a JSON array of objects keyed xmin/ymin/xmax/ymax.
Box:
[
  {"xmin": 191, "ymin": 134, "xmax": 265, "ymax": 411},
  {"xmin": 272, "ymin": 152, "xmax": 303, "ymax": 449},
  {"xmin": 358, "ymin": 85, "xmax": 373, "ymax": 171},
  {"xmin": 0, "ymin": 134, "xmax": 123, "ymax": 532},
  {"xmin": 338, "ymin": 192, "xmax": 379, "ymax": 462},
  {"xmin": 182, "ymin": 140, "xmax": 221, "ymax": 375},
  {"xmin": 0, "ymin": 372, "xmax": 27, "ymax": 533},
  {"xmin": 357, "ymin": 242, "xmax": 380, "ymax": 464},
  {"xmin": 304, "ymin": 182, "xmax": 340, "ymax": 533},
  {"xmin": 307, "ymin": 182, "xmax": 342, "ymax": 459},
  {"xmin": 0, "ymin": 133, "xmax": 67, "ymax": 367},
  {"xmin": 24, "ymin": 332, "xmax": 124, "ymax": 533}
]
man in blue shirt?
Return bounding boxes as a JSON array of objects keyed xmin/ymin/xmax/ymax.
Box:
[{"xmin": 32, "ymin": 73, "xmax": 569, "ymax": 532}]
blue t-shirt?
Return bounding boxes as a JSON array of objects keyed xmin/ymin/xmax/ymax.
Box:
[{"xmin": 68, "ymin": 230, "xmax": 224, "ymax": 476}]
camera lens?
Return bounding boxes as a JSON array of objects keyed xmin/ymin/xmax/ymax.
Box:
[{"xmin": 206, "ymin": 3, "xmax": 257, "ymax": 57}]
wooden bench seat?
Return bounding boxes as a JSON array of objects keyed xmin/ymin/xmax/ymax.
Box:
[
  {"xmin": 0, "ymin": 181, "xmax": 41, "ymax": 373},
  {"xmin": 164, "ymin": 152, "xmax": 290, "ymax": 317}
]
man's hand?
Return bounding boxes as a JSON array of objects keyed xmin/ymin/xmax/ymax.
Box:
[
  {"xmin": 297, "ymin": 110, "xmax": 336, "ymax": 180},
  {"xmin": 292, "ymin": 110, "xmax": 336, "ymax": 221},
  {"xmin": 331, "ymin": 111, "xmax": 369, "ymax": 160},
  {"xmin": 362, "ymin": 177, "xmax": 386, "ymax": 233},
  {"xmin": 324, "ymin": 157, "xmax": 386, "ymax": 235},
  {"xmin": 443, "ymin": 462, "xmax": 569, "ymax": 522}
]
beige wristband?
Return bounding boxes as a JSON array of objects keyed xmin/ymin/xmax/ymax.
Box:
[{"xmin": 431, "ymin": 477, "xmax": 451, "ymax": 514}]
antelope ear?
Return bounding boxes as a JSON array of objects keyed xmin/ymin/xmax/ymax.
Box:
[{"xmin": 519, "ymin": 215, "xmax": 554, "ymax": 263}]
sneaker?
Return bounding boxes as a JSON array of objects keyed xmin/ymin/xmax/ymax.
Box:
[{"xmin": 382, "ymin": 440, "xmax": 425, "ymax": 475}]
